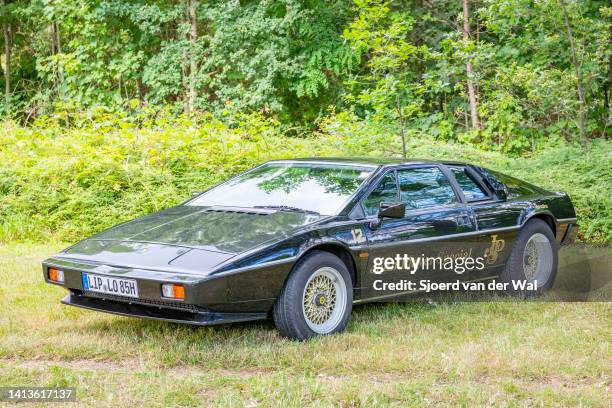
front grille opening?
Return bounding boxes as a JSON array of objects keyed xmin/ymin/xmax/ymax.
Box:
[{"xmin": 78, "ymin": 290, "xmax": 203, "ymax": 313}]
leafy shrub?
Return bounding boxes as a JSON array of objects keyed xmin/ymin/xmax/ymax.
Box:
[
  {"xmin": 0, "ymin": 114, "xmax": 609, "ymax": 243},
  {"xmin": 0, "ymin": 114, "xmax": 342, "ymax": 242}
]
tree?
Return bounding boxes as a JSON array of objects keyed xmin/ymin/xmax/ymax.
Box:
[
  {"xmin": 560, "ymin": 0, "xmax": 587, "ymax": 145},
  {"xmin": 479, "ymin": 0, "xmax": 609, "ymax": 147},
  {"xmin": 344, "ymin": 0, "xmax": 427, "ymax": 157},
  {"xmin": 1, "ymin": 0, "xmax": 11, "ymax": 110},
  {"xmin": 462, "ymin": 0, "xmax": 481, "ymax": 130},
  {"xmin": 187, "ymin": 0, "xmax": 197, "ymax": 114},
  {"xmin": 0, "ymin": 0, "xmax": 609, "ymax": 149},
  {"xmin": 192, "ymin": 0, "xmax": 356, "ymax": 123}
]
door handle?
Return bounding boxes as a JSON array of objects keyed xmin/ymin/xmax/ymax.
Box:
[{"xmin": 456, "ymin": 215, "xmax": 471, "ymax": 227}]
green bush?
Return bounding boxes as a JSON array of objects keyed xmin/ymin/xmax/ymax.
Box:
[{"xmin": 0, "ymin": 114, "xmax": 609, "ymax": 243}]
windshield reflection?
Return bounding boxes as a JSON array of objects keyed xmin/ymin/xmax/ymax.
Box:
[{"xmin": 189, "ymin": 162, "xmax": 374, "ymax": 215}]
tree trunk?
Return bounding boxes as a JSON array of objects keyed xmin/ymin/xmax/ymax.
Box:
[
  {"xmin": 606, "ymin": 54, "xmax": 611, "ymax": 112},
  {"xmin": 462, "ymin": 0, "xmax": 481, "ymax": 130},
  {"xmin": 181, "ymin": 2, "xmax": 190, "ymax": 114},
  {"xmin": 54, "ymin": 22, "xmax": 63, "ymax": 84},
  {"xmin": 137, "ymin": 78, "xmax": 147, "ymax": 105},
  {"xmin": 560, "ymin": 0, "xmax": 588, "ymax": 145},
  {"xmin": 2, "ymin": 0, "xmax": 11, "ymax": 109},
  {"xmin": 50, "ymin": 24, "xmax": 57, "ymax": 90},
  {"xmin": 605, "ymin": 29, "xmax": 611, "ymax": 135},
  {"xmin": 396, "ymin": 95, "xmax": 407, "ymax": 158},
  {"xmin": 188, "ymin": 0, "xmax": 198, "ymax": 114}
]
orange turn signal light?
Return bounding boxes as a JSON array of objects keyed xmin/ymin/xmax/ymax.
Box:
[
  {"xmin": 161, "ymin": 284, "xmax": 185, "ymax": 300},
  {"xmin": 48, "ymin": 268, "xmax": 65, "ymax": 283}
]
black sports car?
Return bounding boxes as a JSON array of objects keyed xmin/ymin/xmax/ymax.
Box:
[{"xmin": 43, "ymin": 158, "xmax": 578, "ymax": 340}]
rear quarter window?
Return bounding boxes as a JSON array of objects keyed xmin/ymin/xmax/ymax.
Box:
[
  {"xmin": 488, "ymin": 170, "xmax": 544, "ymax": 199},
  {"xmin": 448, "ymin": 166, "xmax": 489, "ymax": 201}
]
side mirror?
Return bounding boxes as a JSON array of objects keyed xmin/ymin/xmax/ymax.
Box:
[
  {"xmin": 370, "ymin": 202, "xmax": 405, "ymax": 229},
  {"xmin": 379, "ymin": 202, "xmax": 406, "ymax": 218}
]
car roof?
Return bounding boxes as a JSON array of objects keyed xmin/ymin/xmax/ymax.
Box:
[{"xmin": 267, "ymin": 157, "xmax": 468, "ymax": 168}]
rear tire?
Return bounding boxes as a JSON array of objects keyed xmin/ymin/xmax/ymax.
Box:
[
  {"xmin": 273, "ymin": 251, "xmax": 353, "ymax": 341},
  {"xmin": 500, "ymin": 218, "xmax": 558, "ymax": 296}
]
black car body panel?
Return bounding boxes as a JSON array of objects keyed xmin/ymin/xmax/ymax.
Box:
[
  {"xmin": 43, "ymin": 158, "xmax": 578, "ymax": 325},
  {"xmin": 83, "ymin": 205, "xmax": 324, "ymax": 254}
]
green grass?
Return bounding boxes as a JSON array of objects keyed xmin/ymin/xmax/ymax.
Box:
[{"xmin": 1, "ymin": 243, "xmax": 610, "ymax": 407}]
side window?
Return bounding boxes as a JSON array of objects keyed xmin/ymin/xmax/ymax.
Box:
[
  {"xmin": 363, "ymin": 173, "xmax": 398, "ymax": 216},
  {"xmin": 397, "ymin": 167, "xmax": 457, "ymax": 209},
  {"xmin": 449, "ymin": 166, "xmax": 488, "ymax": 201}
]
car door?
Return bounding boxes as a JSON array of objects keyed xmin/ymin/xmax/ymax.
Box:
[
  {"xmin": 361, "ymin": 165, "xmax": 477, "ymax": 300},
  {"xmin": 446, "ymin": 165, "xmax": 523, "ymax": 280}
]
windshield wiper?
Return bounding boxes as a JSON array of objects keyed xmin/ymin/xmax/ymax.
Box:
[{"xmin": 254, "ymin": 205, "xmax": 320, "ymax": 215}]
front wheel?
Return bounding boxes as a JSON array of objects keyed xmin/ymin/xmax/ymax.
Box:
[
  {"xmin": 500, "ymin": 218, "xmax": 558, "ymax": 296},
  {"xmin": 273, "ymin": 251, "xmax": 353, "ymax": 340}
]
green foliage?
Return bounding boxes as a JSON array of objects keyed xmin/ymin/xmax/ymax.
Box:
[
  {"xmin": 0, "ymin": 1, "xmax": 609, "ymax": 244},
  {"xmin": 342, "ymin": 0, "xmax": 611, "ymax": 153},
  {"xmin": 343, "ymin": 0, "xmax": 428, "ymax": 156},
  {"xmin": 1, "ymin": 0, "xmax": 609, "ymax": 148},
  {"xmin": 198, "ymin": 0, "xmax": 357, "ymax": 123},
  {"xmin": 2, "ymin": 0, "xmax": 357, "ymax": 124},
  {"xmin": 475, "ymin": 0, "xmax": 611, "ymax": 150},
  {"xmin": 0, "ymin": 114, "xmax": 343, "ymax": 242},
  {"xmin": 504, "ymin": 142, "xmax": 612, "ymax": 242},
  {"xmin": 1, "ymin": 117, "xmax": 609, "ymax": 243}
]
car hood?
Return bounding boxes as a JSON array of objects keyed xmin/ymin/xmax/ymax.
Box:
[{"xmin": 57, "ymin": 206, "xmax": 323, "ymax": 271}]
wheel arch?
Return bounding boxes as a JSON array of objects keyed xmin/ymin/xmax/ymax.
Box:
[
  {"xmin": 297, "ymin": 243, "xmax": 358, "ymax": 289},
  {"xmin": 523, "ymin": 211, "xmax": 556, "ymax": 237}
]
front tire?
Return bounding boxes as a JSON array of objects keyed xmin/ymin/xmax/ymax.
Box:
[
  {"xmin": 500, "ymin": 218, "xmax": 558, "ymax": 296},
  {"xmin": 273, "ymin": 251, "xmax": 353, "ymax": 341}
]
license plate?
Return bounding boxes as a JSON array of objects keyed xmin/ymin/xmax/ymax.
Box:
[{"xmin": 81, "ymin": 273, "xmax": 139, "ymax": 298}]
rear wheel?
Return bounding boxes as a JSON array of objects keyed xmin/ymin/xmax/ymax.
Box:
[
  {"xmin": 500, "ymin": 218, "xmax": 558, "ymax": 296},
  {"xmin": 273, "ymin": 251, "xmax": 353, "ymax": 340}
]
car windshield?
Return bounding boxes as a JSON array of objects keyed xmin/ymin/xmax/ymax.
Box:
[{"xmin": 188, "ymin": 162, "xmax": 374, "ymax": 215}]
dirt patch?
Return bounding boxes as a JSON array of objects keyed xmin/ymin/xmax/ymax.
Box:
[
  {"xmin": 475, "ymin": 372, "xmax": 610, "ymax": 390},
  {"xmin": 3, "ymin": 358, "xmax": 608, "ymax": 394},
  {"xmin": 1, "ymin": 358, "xmax": 141, "ymax": 372},
  {"xmin": 1, "ymin": 358, "xmax": 415, "ymax": 385},
  {"xmin": 0, "ymin": 358, "xmax": 267, "ymax": 379}
]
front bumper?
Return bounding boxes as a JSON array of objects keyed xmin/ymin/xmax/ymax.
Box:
[
  {"xmin": 43, "ymin": 254, "xmax": 291, "ymax": 317},
  {"xmin": 61, "ymin": 292, "xmax": 267, "ymax": 326}
]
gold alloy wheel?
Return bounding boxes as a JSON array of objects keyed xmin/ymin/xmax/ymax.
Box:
[
  {"xmin": 523, "ymin": 232, "xmax": 553, "ymax": 283},
  {"xmin": 302, "ymin": 266, "xmax": 348, "ymax": 334}
]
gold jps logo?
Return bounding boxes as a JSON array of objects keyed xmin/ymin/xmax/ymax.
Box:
[{"xmin": 484, "ymin": 235, "xmax": 505, "ymax": 264}]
